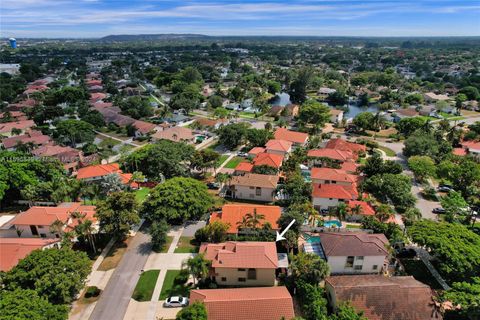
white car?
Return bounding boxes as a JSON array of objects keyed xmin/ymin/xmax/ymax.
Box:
[{"xmin": 164, "ymin": 296, "xmax": 189, "ymax": 308}]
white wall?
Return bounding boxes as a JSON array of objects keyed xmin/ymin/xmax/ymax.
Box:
[
  {"xmin": 233, "ymin": 185, "xmax": 275, "ymax": 202},
  {"xmin": 327, "ymin": 255, "xmax": 386, "ymax": 274},
  {"xmin": 215, "ymin": 267, "xmax": 276, "ymax": 286},
  {"xmin": 15, "ymin": 224, "xmax": 59, "ymax": 239},
  {"xmin": 313, "ymin": 197, "xmax": 342, "ymax": 210}
]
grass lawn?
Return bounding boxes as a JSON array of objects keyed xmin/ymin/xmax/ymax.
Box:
[
  {"xmin": 132, "ymin": 270, "xmax": 160, "ymax": 301},
  {"xmin": 159, "ymin": 270, "xmax": 191, "ymax": 300},
  {"xmin": 346, "ymin": 224, "xmax": 362, "ymax": 229},
  {"xmin": 417, "ymin": 116, "xmax": 437, "ymax": 122},
  {"xmin": 159, "ymin": 236, "xmax": 174, "ymax": 253},
  {"xmin": 97, "ymin": 238, "xmax": 131, "ymax": 271},
  {"xmin": 174, "ymin": 236, "xmax": 198, "ymax": 253},
  {"xmin": 216, "ymin": 154, "xmax": 229, "ymax": 168},
  {"xmin": 400, "ymin": 258, "xmax": 443, "ymax": 290},
  {"xmin": 238, "ymin": 112, "xmax": 257, "ymax": 119},
  {"xmin": 224, "ymin": 157, "xmax": 243, "ymax": 169},
  {"xmin": 134, "ymin": 188, "xmax": 151, "ymax": 203},
  {"xmin": 377, "ymin": 146, "xmax": 396, "ymax": 157}
]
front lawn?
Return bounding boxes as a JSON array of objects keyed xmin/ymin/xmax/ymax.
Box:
[
  {"xmin": 224, "ymin": 157, "xmax": 243, "ymax": 169},
  {"xmin": 216, "ymin": 154, "xmax": 229, "ymax": 168},
  {"xmin": 134, "ymin": 188, "xmax": 151, "ymax": 203},
  {"xmin": 132, "ymin": 270, "xmax": 160, "ymax": 301},
  {"xmin": 159, "ymin": 270, "xmax": 191, "ymax": 300},
  {"xmin": 158, "ymin": 236, "xmax": 174, "ymax": 253},
  {"xmin": 174, "ymin": 236, "xmax": 198, "ymax": 253},
  {"xmin": 377, "ymin": 146, "xmax": 396, "ymax": 157},
  {"xmin": 97, "ymin": 238, "xmax": 131, "ymax": 271},
  {"xmin": 400, "ymin": 258, "xmax": 443, "ymax": 290}
]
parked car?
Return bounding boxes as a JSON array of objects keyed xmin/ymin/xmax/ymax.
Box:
[
  {"xmin": 437, "ymin": 186, "xmax": 453, "ymax": 193},
  {"xmin": 238, "ymin": 152, "xmax": 249, "ymax": 157},
  {"xmin": 432, "ymin": 207, "xmax": 446, "ymax": 214},
  {"xmin": 164, "ymin": 296, "xmax": 189, "ymax": 308},
  {"xmin": 207, "ymin": 182, "xmax": 220, "ymax": 190}
]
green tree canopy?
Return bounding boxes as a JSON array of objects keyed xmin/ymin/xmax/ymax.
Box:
[
  {"xmin": 442, "ymin": 277, "xmax": 480, "ymax": 319},
  {"xmin": 407, "ymin": 156, "xmax": 436, "ymax": 182},
  {"xmin": 217, "ymin": 123, "xmax": 250, "ymax": 150},
  {"xmin": 363, "ymin": 173, "xmax": 416, "ymax": 212},
  {"xmin": 297, "ymin": 100, "xmax": 330, "ymax": 129},
  {"xmin": 176, "ymin": 302, "xmax": 208, "ymax": 320},
  {"xmin": 142, "ymin": 177, "xmax": 214, "ymax": 224},
  {"xmin": 289, "ymin": 252, "xmax": 330, "ymax": 285},
  {"xmin": 54, "ymin": 119, "xmax": 95, "ymax": 147}
]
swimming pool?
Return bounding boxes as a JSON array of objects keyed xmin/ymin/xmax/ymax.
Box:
[
  {"xmin": 307, "ymin": 236, "xmax": 321, "ymax": 243},
  {"xmin": 324, "ymin": 220, "xmax": 342, "ymax": 228}
]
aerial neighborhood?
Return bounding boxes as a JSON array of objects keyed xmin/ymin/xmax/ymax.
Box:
[{"xmin": 0, "ymin": 35, "xmax": 479, "ymax": 320}]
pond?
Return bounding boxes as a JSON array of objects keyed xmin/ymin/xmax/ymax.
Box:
[
  {"xmin": 269, "ymin": 92, "xmax": 292, "ymax": 106},
  {"xmin": 326, "ymin": 102, "xmax": 380, "ymax": 119}
]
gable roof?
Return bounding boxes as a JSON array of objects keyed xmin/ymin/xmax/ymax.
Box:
[
  {"xmin": 307, "ymin": 148, "xmax": 355, "ymax": 162},
  {"xmin": 311, "ymin": 167, "xmax": 358, "ymax": 184},
  {"xmin": 312, "ymin": 183, "xmax": 358, "ymax": 200},
  {"xmin": 326, "ymin": 275, "xmax": 441, "ymax": 320},
  {"xmin": 76, "ymin": 163, "xmax": 121, "ymax": 180},
  {"xmin": 199, "ymin": 241, "xmax": 278, "ymax": 269},
  {"xmin": 11, "ymin": 202, "xmax": 95, "ymax": 227},
  {"xmin": 252, "ymin": 153, "xmax": 284, "ymax": 168},
  {"xmin": 229, "ymin": 173, "xmax": 279, "ymax": 189},
  {"xmin": 234, "ymin": 162, "xmax": 253, "ymax": 173},
  {"xmin": 209, "ymin": 204, "xmax": 281, "ymax": 233},
  {"xmin": 274, "ymin": 128, "xmax": 308, "ymax": 144},
  {"xmin": 189, "ymin": 287, "xmax": 295, "ymax": 320},
  {"xmin": 319, "ymin": 232, "xmax": 389, "ymax": 257},
  {"xmin": 326, "ymin": 138, "xmax": 367, "ymax": 154},
  {"xmin": 265, "ymin": 139, "xmax": 293, "ymax": 153},
  {"xmin": 0, "ymin": 238, "xmax": 60, "ymax": 272}
]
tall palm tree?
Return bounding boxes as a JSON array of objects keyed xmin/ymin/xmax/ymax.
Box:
[
  {"xmin": 375, "ymin": 204, "xmax": 394, "ymax": 223},
  {"xmin": 49, "ymin": 219, "xmax": 65, "ymax": 238},
  {"xmin": 349, "ymin": 204, "xmax": 364, "ymax": 216},
  {"xmin": 236, "ymin": 216, "xmax": 251, "ymax": 230},
  {"xmin": 183, "ymin": 254, "xmax": 211, "ymax": 286},
  {"xmin": 335, "ymin": 203, "xmax": 349, "ymax": 222},
  {"xmin": 76, "ymin": 219, "xmax": 97, "ymax": 253},
  {"xmin": 307, "ymin": 210, "xmax": 321, "ymax": 227},
  {"xmin": 245, "ymin": 209, "xmax": 265, "ymax": 229}
]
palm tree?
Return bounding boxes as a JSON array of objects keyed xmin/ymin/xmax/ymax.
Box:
[
  {"xmin": 375, "ymin": 204, "xmax": 394, "ymax": 223},
  {"xmin": 49, "ymin": 219, "xmax": 65, "ymax": 238},
  {"xmin": 402, "ymin": 207, "xmax": 421, "ymax": 224},
  {"xmin": 183, "ymin": 254, "xmax": 211, "ymax": 286},
  {"xmin": 349, "ymin": 204, "xmax": 364, "ymax": 217},
  {"xmin": 307, "ymin": 210, "xmax": 321, "ymax": 227},
  {"xmin": 334, "ymin": 203, "xmax": 349, "ymax": 222},
  {"xmin": 236, "ymin": 216, "xmax": 251, "ymax": 231},
  {"xmin": 245, "ymin": 209, "xmax": 265, "ymax": 229},
  {"xmin": 76, "ymin": 219, "xmax": 97, "ymax": 253}
]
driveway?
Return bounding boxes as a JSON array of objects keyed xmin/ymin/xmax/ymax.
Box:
[
  {"xmin": 182, "ymin": 221, "xmax": 206, "ymax": 237},
  {"xmin": 89, "ymin": 231, "xmax": 151, "ymax": 320}
]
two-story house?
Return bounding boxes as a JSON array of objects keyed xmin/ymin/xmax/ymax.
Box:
[
  {"xmin": 311, "ymin": 232, "xmax": 389, "ymax": 274},
  {"xmin": 228, "ymin": 173, "xmax": 279, "ymax": 202},
  {"xmin": 274, "ymin": 128, "xmax": 309, "ymax": 147},
  {"xmin": 310, "ymin": 168, "xmax": 358, "ymax": 186},
  {"xmin": 264, "ymin": 139, "xmax": 293, "ymax": 157},
  {"xmin": 76, "ymin": 163, "xmax": 139, "ymax": 188},
  {"xmin": 200, "ymin": 241, "xmax": 287, "ymax": 287}
]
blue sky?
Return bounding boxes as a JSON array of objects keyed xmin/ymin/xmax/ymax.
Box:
[{"xmin": 1, "ymin": 0, "xmax": 479, "ymax": 38}]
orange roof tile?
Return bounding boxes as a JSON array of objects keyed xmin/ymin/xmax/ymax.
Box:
[
  {"xmin": 307, "ymin": 148, "xmax": 356, "ymax": 161},
  {"xmin": 340, "ymin": 161, "xmax": 360, "ymax": 173},
  {"xmin": 452, "ymin": 148, "xmax": 467, "ymax": 156},
  {"xmin": 199, "ymin": 241, "xmax": 278, "ymax": 269},
  {"xmin": 0, "ymin": 120, "xmax": 35, "ymax": 134},
  {"xmin": 209, "ymin": 204, "xmax": 281, "ymax": 233},
  {"xmin": 189, "ymin": 287, "xmax": 295, "ymax": 320},
  {"xmin": 229, "ymin": 173, "xmax": 279, "ymax": 189},
  {"xmin": 0, "ymin": 238, "xmax": 60, "ymax": 272},
  {"xmin": 326, "ymin": 138, "xmax": 367, "ymax": 154},
  {"xmin": 347, "ymin": 201, "xmax": 375, "ymax": 216},
  {"xmin": 76, "ymin": 163, "xmax": 121, "ymax": 180},
  {"xmin": 312, "ymin": 183, "xmax": 358, "ymax": 200},
  {"xmin": 311, "ymin": 167, "xmax": 357, "ymax": 183},
  {"xmin": 274, "ymin": 128, "xmax": 308, "ymax": 144},
  {"xmin": 151, "ymin": 126, "xmax": 194, "ymax": 142},
  {"xmin": 234, "ymin": 162, "xmax": 253, "ymax": 173},
  {"xmin": 462, "ymin": 140, "xmax": 480, "ymax": 151},
  {"xmin": 248, "ymin": 147, "xmax": 265, "ymax": 155},
  {"xmin": 11, "ymin": 203, "xmax": 95, "ymax": 227},
  {"xmin": 252, "ymin": 153, "xmax": 284, "ymax": 168},
  {"xmin": 265, "ymin": 139, "xmax": 292, "ymax": 153}
]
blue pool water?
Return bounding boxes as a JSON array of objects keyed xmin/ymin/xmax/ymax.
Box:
[
  {"xmin": 323, "ymin": 220, "xmax": 342, "ymax": 228},
  {"xmin": 307, "ymin": 236, "xmax": 321, "ymax": 243}
]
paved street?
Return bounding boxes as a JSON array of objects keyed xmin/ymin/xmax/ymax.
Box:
[{"xmin": 89, "ymin": 231, "xmax": 151, "ymax": 320}]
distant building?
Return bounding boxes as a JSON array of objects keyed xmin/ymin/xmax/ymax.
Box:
[{"xmin": 0, "ymin": 63, "xmax": 20, "ymax": 75}]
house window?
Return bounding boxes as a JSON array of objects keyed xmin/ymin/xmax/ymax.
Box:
[
  {"xmin": 30, "ymin": 225, "xmax": 39, "ymax": 236},
  {"xmin": 40, "ymin": 233, "xmax": 47, "ymax": 238},
  {"xmin": 345, "ymin": 256, "xmax": 354, "ymax": 268},
  {"xmin": 249, "ymin": 186, "xmax": 254, "ymax": 190},
  {"xmin": 372, "ymin": 265, "xmax": 378, "ymax": 270},
  {"xmin": 221, "ymin": 277, "xmax": 227, "ymax": 282},
  {"xmin": 238, "ymin": 268, "xmax": 246, "ymax": 271},
  {"xmin": 356, "ymin": 256, "xmax": 364, "ymax": 261},
  {"xmin": 247, "ymin": 268, "xmax": 257, "ymax": 280},
  {"xmin": 255, "ymin": 187, "xmax": 262, "ymax": 196},
  {"xmin": 55, "ymin": 234, "xmax": 60, "ymax": 238},
  {"xmin": 354, "ymin": 265, "xmax": 363, "ymax": 271},
  {"xmin": 238, "ymin": 277, "xmax": 246, "ymax": 282}
]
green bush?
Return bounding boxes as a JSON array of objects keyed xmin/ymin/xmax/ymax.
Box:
[{"xmin": 85, "ymin": 286, "xmax": 101, "ymax": 298}]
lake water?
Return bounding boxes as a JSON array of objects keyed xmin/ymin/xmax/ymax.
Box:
[{"xmin": 269, "ymin": 92, "xmax": 292, "ymax": 106}]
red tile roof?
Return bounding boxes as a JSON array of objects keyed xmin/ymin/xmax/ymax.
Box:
[
  {"xmin": 199, "ymin": 241, "xmax": 278, "ymax": 269},
  {"xmin": 312, "ymin": 183, "xmax": 358, "ymax": 200},
  {"xmin": 274, "ymin": 128, "xmax": 308, "ymax": 144},
  {"xmin": 0, "ymin": 238, "xmax": 60, "ymax": 272},
  {"xmin": 326, "ymin": 138, "xmax": 367, "ymax": 154},
  {"xmin": 209, "ymin": 204, "xmax": 281, "ymax": 233},
  {"xmin": 0, "ymin": 120, "xmax": 35, "ymax": 134},
  {"xmin": 76, "ymin": 163, "xmax": 121, "ymax": 180},
  {"xmin": 1, "ymin": 131, "xmax": 51, "ymax": 149},
  {"xmin": 326, "ymin": 275, "xmax": 440, "ymax": 320},
  {"xmin": 90, "ymin": 92, "xmax": 107, "ymax": 102},
  {"xmin": 265, "ymin": 139, "xmax": 292, "ymax": 153},
  {"xmin": 347, "ymin": 201, "xmax": 375, "ymax": 216},
  {"xmin": 462, "ymin": 140, "xmax": 480, "ymax": 151},
  {"xmin": 11, "ymin": 203, "xmax": 95, "ymax": 227},
  {"xmin": 311, "ymin": 167, "xmax": 357, "ymax": 184},
  {"xmin": 234, "ymin": 162, "xmax": 253, "ymax": 173},
  {"xmin": 189, "ymin": 287, "xmax": 295, "ymax": 320},
  {"xmin": 452, "ymin": 148, "xmax": 467, "ymax": 156},
  {"xmin": 318, "ymin": 232, "xmax": 389, "ymax": 257},
  {"xmin": 252, "ymin": 153, "xmax": 284, "ymax": 168},
  {"xmin": 151, "ymin": 126, "xmax": 194, "ymax": 142},
  {"xmin": 229, "ymin": 173, "xmax": 279, "ymax": 189},
  {"xmin": 307, "ymin": 148, "xmax": 356, "ymax": 161},
  {"xmin": 248, "ymin": 147, "xmax": 265, "ymax": 155},
  {"xmin": 132, "ymin": 120, "xmax": 156, "ymax": 134},
  {"xmin": 340, "ymin": 161, "xmax": 360, "ymax": 173}
]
